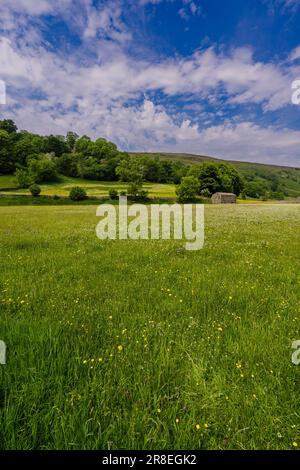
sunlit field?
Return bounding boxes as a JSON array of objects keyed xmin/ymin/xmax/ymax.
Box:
[
  {"xmin": 0, "ymin": 204, "xmax": 300, "ymax": 450},
  {"xmin": 0, "ymin": 175, "xmax": 176, "ymax": 198}
]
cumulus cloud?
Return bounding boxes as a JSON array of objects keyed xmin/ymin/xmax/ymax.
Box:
[
  {"xmin": 1, "ymin": 35, "xmax": 296, "ymax": 111},
  {"xmin": 0, "ymin": 0, "xmax": 131, "ymax": 44},
  {"xmin": 3, "ymin": 89, "xmax": 299, "ymax": 166},
  {"xmin": 0, "ymin": 1, "xmax": 299, "ymax": 166},
  {"xmin": 82, "ymin": 1, "xmax": 132, "ymax": 42},
  {"xmin": 4, "ymin": 0, "xmax": 52, "ymax": 16}
]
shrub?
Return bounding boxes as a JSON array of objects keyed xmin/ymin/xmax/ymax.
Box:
[
  {"xmin": 135, "ymin": 189, "xmax": 149, "ymax": 201},
  {"xmin": 109, "ymin": 188, "xmax": 118, "ymax": 199},
  {"xmin": 127, "ymin": 182, "xmax": 141, "ymax": 198},
  {"xmin": 176, "ymin": 176, "xmax": 199, "ymax": 202},
  {"xmin": 29, "ymin": 184, "xmax": 41, "ymax": 197},
  {"xmin": 200, "ymin": 188, "xmax": 211, "ymax": 198},
  {"xmin": 271, "ymin": 191, "xmax": 285, "ymax": 200},
  {"xmin": 15, "ymin": 169, "xmax": 31, "ymax": 188},
  {"xmin": 127, "ymin": 182, "xmax": 149, "ymax": 201},
  {"xmin": 69, "ymin": 186, "xmax": 87, "ymax": 201},
  {"xmin": 28, "ymin": 157, "xmax": 59, "ymax": 183}
]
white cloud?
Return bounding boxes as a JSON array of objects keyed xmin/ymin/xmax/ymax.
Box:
[
  {"xmin": 83, "ymin": 1, "xmax": 132, "ymax": 42},
  {"xmin": 138, "ymin": 0, "xmax": 172, "ymax": 4},
  {"xmin": 289, "ymin": 45, "xmax": 300, "ymax": 61},
  {"xmin": 283, "ymin": 0, "xmax": 300, "ymax": 9},
  {"xmin": 0, "ymin": 1, "xmax": 299, "ymax": 166},
  {"xmin": 264, "ymin": 0, "xmax": 300, "ymax": 13},
  {"xmin": 1, "ymin": 36, "xmax": 295, "ymax": 112},
  {"xmin": 178, "ymin": 8, "xmax": 189, "ymax": 20},
  {"xmin": 3, "ymin": 91, "xmax": 300, "ymax": 166},
  {"xmin": 3, "ymin": 0, "xmax": 52, "ymax": 16},
  {"xmin": 179, "ymin": 0, "xmax": 201, "ymax": 20},
  {"xmin": 0, "ymin": 0, "xmax": 130, "ymax": 44}
]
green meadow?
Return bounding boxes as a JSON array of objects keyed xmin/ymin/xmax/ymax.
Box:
[
  {"xmin": 0, "ymin": 203, "xmax": 300, "ymax": 450},
  {"xmin": 0, "ymin": 174, "xmax": 176, "ymax": 198}
]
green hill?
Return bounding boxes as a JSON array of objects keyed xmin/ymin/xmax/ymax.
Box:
[
  {"xmin": 130, "ymin": 152, "xmax": 300, "ymax": 197},
  {"xmin": 1, "ymin": 153, "xmax": 300, "ymax": 201}
]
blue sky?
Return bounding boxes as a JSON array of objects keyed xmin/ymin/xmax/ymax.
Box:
[{"xmin": 0, "ymin": 0, "xmax": 300, "ymax": 165}]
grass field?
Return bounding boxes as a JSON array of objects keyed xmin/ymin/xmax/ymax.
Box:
[
  {"xmin": 0, "ymin": 175, "xmax": 176, "ymax": 198},
  {"xmin": 0, "ymin": 175, "xmax": 295, "ymax": 205},
  {"xmin": 0, "ymin": 204, "xmax": 300, "ymax": 450}
]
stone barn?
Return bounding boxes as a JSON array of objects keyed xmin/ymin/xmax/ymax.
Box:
[{"xmin": 211, "ymin": 192, "xmax": 237, "ymax": 204}]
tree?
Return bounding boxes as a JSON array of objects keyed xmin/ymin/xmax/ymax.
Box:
[
  {"xmin": 57, "ymin": 153, "xmax": 79, "ymax": 177},
  {"xmin": 116, "ymin": 156, "xmax": 145, "ymax": 184},
  {"xmin": 143, "ymin": 156, "xmax": 160, "ymax": 182},
  {"xmin": 13, "ymin": 132, "xmax": 45, "ymax": 167},
  {"xmin": 44, "ymin": 135, "xmax": 67, "ymax": 157},
  {"xmin": 0, "ymin": 119, "xmax": 17, "ymax": 134},
  {"xmin": 15, "ymin": 169, "xmax": 31, "ymax": 188},
  {"xmin": 217, "ymin": 163, "xmax": 244, "ymax": 195},
  {"xmin": 244, "ymin": 180, "xmax": 268, "ymax": 199},
  {"xmin": 76, "ymin": 156, "xmax": 102, "ymax": 180},
  {"xmin": 0, "ymin": 129, "xmax": 14, "ymax": 174},
  {"xmin": 99, "ymin": 155, "xmax": 121, "ymax": 181},
  {"xmin": 92, "ymin": 139, "xmax": 119, "ymax": 162},
  {"xmin": 66, "ymin": 131, "xmax": 79, "ymax": 152},
  {"xmin": 171, "ymin": 161, "xmax": 189, "ymax": 184},
  {"xmin": 28, "ymin": 156, "xmax": 59, "ymax": 183},
  {"xmin": 176, "ymin": 176, "xmax": 199, "ymax": 202},
  {"xmin": 74, "ymin": 136, "xmax": 93, "ymax": 155},
  {"xmin": 189, "ymin": 162, "xmax": 244, "ymax": 196},
  {"xmin": 266, "ymin": 173, "xmax": 281, "ymax": 192},
  {"xmin": 230, "ymin": 168, "xmax": 244, "ymax": 196},
  {"xmin": 197, "ymin": 163, "xmax": 222, "ymax": 194},
  {"xmin": 157, "ymin": 160, "xmax": 174, "ymax": 183}
]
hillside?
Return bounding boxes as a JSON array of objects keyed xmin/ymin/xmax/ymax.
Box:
[
  {"xmin": 130, "ymin": 152, "xmax": 300, "ymax": 197},
  {"xmin": 0, "ymin": 174, "xmax": 177, "ymax": 198}
]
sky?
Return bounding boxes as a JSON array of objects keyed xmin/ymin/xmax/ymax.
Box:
[{"xmin": 0, "ymin": 0, "xmax": 300, "ymax": 166}]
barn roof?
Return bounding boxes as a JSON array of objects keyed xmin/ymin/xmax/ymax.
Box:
[{"xmin": 212, "ymin": 192, "xmax": 236, "ymax": 196}]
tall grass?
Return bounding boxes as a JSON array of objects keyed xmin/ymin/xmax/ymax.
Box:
[{"xmin": 0, "ymin": 204, "xmax": 299, "ymax": 449}]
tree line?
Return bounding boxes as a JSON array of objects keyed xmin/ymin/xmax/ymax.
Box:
[{"xmin": 0, "ymin": 119, "xmax": 285, "ymax": 200}]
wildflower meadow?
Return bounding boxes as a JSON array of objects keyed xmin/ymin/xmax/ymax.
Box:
[{"xmin": 0, "ymin": 204, "xmax": 299, "ymax": 450}]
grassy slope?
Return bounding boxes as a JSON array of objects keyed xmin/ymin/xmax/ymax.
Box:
[
  {"xmin": 1, "ymin": 152, "xmax": 300, "ymax": 198},
  {"xmin": 0, "ymin": 204, "xmax": 300, "ymax": 449},
  {"xmin": 130, "ymin": 152, "xmax": 300, "ymax": 197},
  {"xmin": 0, "ymin": 174, "xmax": 19, "ymax": 189},
  {"xmin": 0, "ymin": 175, "xmax": 176, "ymax": 198}
]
